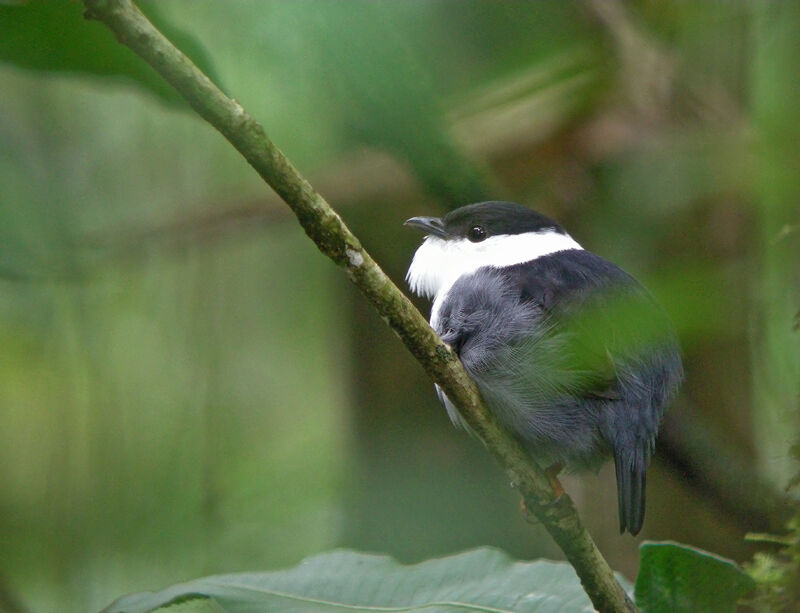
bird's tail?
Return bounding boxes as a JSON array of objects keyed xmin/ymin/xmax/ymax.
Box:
[{"xmin": 614, "ymin": 451, "xmax": 647, "ymax": 536}]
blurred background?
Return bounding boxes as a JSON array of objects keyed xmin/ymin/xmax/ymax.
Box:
[{"xmin": 1, "ymin": 1, "xmax": 799, "ymax": 611}]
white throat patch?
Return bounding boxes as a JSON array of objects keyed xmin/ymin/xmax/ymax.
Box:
[{"xmin": 406, "ymin": 230, "xmax": 582, "ymax": 327}]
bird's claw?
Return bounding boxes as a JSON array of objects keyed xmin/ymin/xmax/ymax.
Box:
[{"xmin": 545, "ymin": 462, "xmax": 565, "ymax": 499}]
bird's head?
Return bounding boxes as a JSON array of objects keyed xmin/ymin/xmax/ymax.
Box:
[{"xmin": 405, "ymin": 201, "xmax": 581, "ymax": 300}]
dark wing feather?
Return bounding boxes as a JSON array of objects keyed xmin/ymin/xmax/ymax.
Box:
[
  {"xmin": 505, "ymin": 250, "xmax": 653, "ymax": 387},
  {"xmin": 504, "ymin": 249, "xmax": 680, "ymax": 399}
]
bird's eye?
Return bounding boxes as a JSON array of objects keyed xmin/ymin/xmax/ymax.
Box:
[{"xmin": 467, "ymin": 225, "xmax": 486, "ymax": 242}]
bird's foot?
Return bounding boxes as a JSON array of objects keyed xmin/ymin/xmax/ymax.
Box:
[
  {"xmin": 545, "ymin": 462, "xmax": 565, "ymax": 498},
  {"xmin": 519, "ymin": 497, "xmax": 540, "ymax": 525},
  {"xmin": 519, "ymin": 463, "xmax": 566, "ymax": 523}
]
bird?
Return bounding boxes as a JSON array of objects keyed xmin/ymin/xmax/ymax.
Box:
[{"xmin": 405, "ymin": 201, "xmax": 683, "ymax": 535}]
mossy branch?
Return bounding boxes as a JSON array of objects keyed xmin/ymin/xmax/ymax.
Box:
[{"xmin": 80, "ymin": 1, "xmax": 635, "ymax": 610}]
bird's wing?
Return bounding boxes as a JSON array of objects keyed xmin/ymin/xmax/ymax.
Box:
[
  {"xmin": 435, "ymin": 265, "xmax": 606, "ymax": 432},
  {"xmin": 504, "ymin": 249, "xmax": 673, "ymax": 392}
]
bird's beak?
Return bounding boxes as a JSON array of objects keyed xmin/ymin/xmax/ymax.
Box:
[{"xmin": 404, "ymin": 216, "xmax": 447, "ymax": 239}]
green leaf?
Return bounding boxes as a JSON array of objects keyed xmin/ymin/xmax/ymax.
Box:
[
  {"xmin": 0, "ymin": 0, "xmax": 218, "ymax": 106},
  {"xmin": 635, "ymin": 541, "xmax": 755, "ymax": 613},
  {"xmin": 103, "ymin": 547, "xmax": 632, "ymax": 613}
]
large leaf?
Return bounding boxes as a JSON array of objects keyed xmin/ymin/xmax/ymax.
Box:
[
  {"xmin": 634, "ymin": 541, "xmax": 755, "ymax": 613},
  {"xmin": 0, "ymin": 0, "xmax": 218, "ymax": 106},
  {"xmin": 104, "ymin": 547, "xmax": 632, "ymax": 613}
]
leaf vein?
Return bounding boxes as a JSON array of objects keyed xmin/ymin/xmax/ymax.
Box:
[{"xmin": 204, "ymin": 579, "xmax": 516, "ymax": 613}]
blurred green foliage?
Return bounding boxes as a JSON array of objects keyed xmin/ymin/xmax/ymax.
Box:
[
  {"xmin": 745, "ymin": 442, "xmax": 800, "ymax": 610},
  {"xmin": 635, "ymin": 542, "xmax": 754, "ymax": 613},
  {"xmin": 0, "ymin": 1, "xmax": 798, "ymax": 611},
  {"xmin": 0, "ymin": 0, "xmax": 220, "ymax": 106}
]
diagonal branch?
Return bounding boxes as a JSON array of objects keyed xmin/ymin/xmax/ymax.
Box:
[{"xmin": 80, "ymin": 1, "xmax": 634, "ymax": 611}]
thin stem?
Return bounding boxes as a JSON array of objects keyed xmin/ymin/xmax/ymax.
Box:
[{"xmin": 80, "ymin": 1, "xmax": 635, "ymax": 610}]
